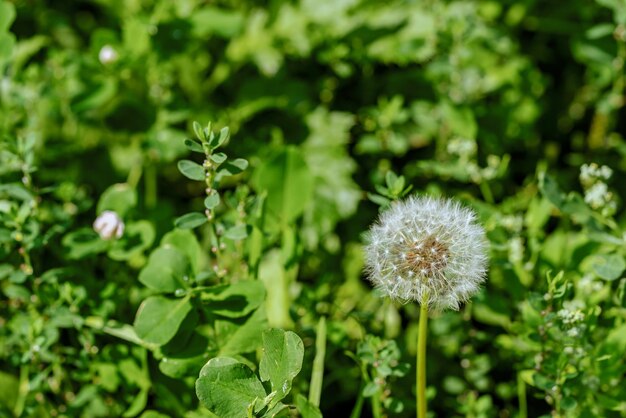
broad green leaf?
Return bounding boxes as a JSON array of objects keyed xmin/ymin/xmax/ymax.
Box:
[
  {"xmin": 593, "ymin": 254, "xmax": 625, "ymax": 281},
  {"xmin": 174, "ymin": 212, "xmax": 207, "ymax": 229},
  {"xmin": 108, "ymin": 220, "xmax": 155, "ymax": 261},
  {"xmin": 217, "ymin": 306, "xmax": 268, "ymax": 356},
  {"xmin": 195, "ymin": 357, "xmax": 266, "ymax": 417},
  {"xmin": 123, "ymin": 388, "xmax": 149, "ymax": 418},
  {"xmin": 204, "ymin": 193, "xmax": 220, "ymax": 210},
  {"xmin": 162, "ymin": 229, "xmax": 202, "ymax": 275},
  {"xmin": 193, "ymin": 121, "xmax": 205, "ymax": 141},
  {"xmin": 253, "ymin": 147, "xmax": 313, "ymax": 225},
  {"xmin": 184, "ymin": 138, "xmax": 204, "ymax": 153},
  {"xmin": 0, "ymin": 32, "xmax": 16, "ymax": 64},
  {"xmin": 295, "ymin": 394, "xmax": 323, "ymax": 418},
  {"xmin": 139, "ymin": 245, "xmax": 190, "ymax": 293},
  {"xmin": 201, "ymin": 280, "xmax": 266, "ymax": 318},
  {"xmin": 224, "ymin": 224, "xmax": 248, "ymax": 240},
  {"xmin": 209, "ymin": 126, "xmax": 230, "ymax": 150},
  {"xmin": 218, "ymin": 158, "xmax": 248, "ymax": 177},
  {"xmin": 0, "ymin": 1, "xmax": 16, "ymax": 32},
  {"xmin": 259, "ymin": 329, "xmax": 304, "ymax": 406},
  {"xmin": 97, "ymin": 183, "xmax": 137, "ymax": 217},
  {"xmin": 62, "ymin": 228, "xmax": 109, "ymax": 259},
  {"xmin": 134, "ymin": 295, "xmax": 193, "ymax": 346},
  {"xmin": 159, "ymin": 332, "xmax": 209, "ymax": 378},
  {"xmin": 139, "ymin": 411, "xmax": 170, "ymax": 418},
  {"xmin": 209, "ymin": 152, "xmax": 227, "ymax": 164},
  {"xmin": 177, "ymin": 160, "xmax": 206, "ymax": 181},
  {"xmin": 0, "ymin": 370, "xmax": 18, "ymax": 411}
]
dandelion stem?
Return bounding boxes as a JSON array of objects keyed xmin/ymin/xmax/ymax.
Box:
[{"xmin": 417, "ymin": 301, "xmax": 428, "ymax": 418}]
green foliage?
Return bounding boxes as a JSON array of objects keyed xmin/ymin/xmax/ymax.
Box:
[{"xmin": 1, "ymin": 0, "xmax": 626, "ymax": 417}]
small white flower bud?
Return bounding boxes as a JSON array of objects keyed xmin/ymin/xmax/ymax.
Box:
[
  {"xmin": 93, "ymin": 210, "xmax": 125, "ymax": 240},
  {"xmin": 364, "ymin": 195, "xmax": 488, "ymax": 311},
  {"xmin": 98, "ymin": 45, "xmax": 118, "ymax": 65}
]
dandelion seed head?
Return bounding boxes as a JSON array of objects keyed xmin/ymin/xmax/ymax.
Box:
[{"xmin": 364, "ymin": 195, "xmax": 488, "ymax": 311}]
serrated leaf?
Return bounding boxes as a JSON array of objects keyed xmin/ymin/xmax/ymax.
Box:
[
  {"xmin": 174, "ymin": 212, "xmax": 207, "ymax": 229},
  {"xmin": 134, "ymin": 295, "xmax": 193, "ymax": 346},
  {"xmin": 195, "ymin": 357, "xmax": 266, "ymax": 417},
  {"xmin": 177, "ymin": 160, "xmax": 205, "ymax": 181},
  {"xmin": 259, "ymin": 329, "xmax": 304, "ymax": 407}
]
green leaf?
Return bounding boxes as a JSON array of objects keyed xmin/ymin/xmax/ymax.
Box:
[
  {"xmin": 259, "ymin": 329, "xmax": 304, "ymax": 406},
  {"xmin": 209, "ymin": 152, "xmax": 227, "ymax": 164},
  {"xmin": 139, "ymin": 245, "xmax": 191, "ymax": 293},
  {"xmin": 195, "ymin": 357, "xmax": 266, "ymax": 417},
  {"xmin": 0, "ymin": 370, "xmax": 19, "ymax": 411},
  {"xmin": 0, "ymin": 1, "xmax": 16, "ymax": 32},
  {"xmin": 217, "ymin": 307, "xmax": 268, "ymax": 356},
  {"xmin": 161, "ymin": 229, "xmax": 202, "ymax": 275},
  {"xmin": 134, "ymin": 295, "xmax": 193, "ymax": 346},
  {"xmin": 209, "ymin": 126, "xmax": 230, "ymax": 150},
  {"xmin": 177, "ymin": 160, "xmax": 206, "ymax": 181},
  {"xmin": 97, "ymin": 183, "xmax": 137, "ymax": 217},
  {"xmin": 108, "ymin": 220, "xmax": 155, "ymax": 261},
  {"xmin": 174, "ymin": 212, "xmax": 207, "ymax": 229},
  {"xmin": 184, "ymin": 138, "xmax": 204, "ymax": 153},
  {"xmin": 224, "ymin": 224, "xmax": 248, "ymax": 240},
  {"xmin": 219, "ymin": 158, "xmax": 248, "ymax": 177},
  {"xmin": 253, "ymin": 147, "xmax": 313, "ymax": 225},
  {"xmin": 201, "ymin": 280, "xmax": 266, "ymax": 318},
  {"xmin": 159, "ymin": 332, "xmax": 208, "ymax": 378},
  {"xmin": 193, "ymin": 121, "xmax": 205, "ymax": 141},
  {"xmin": 139, "ymin": 411, "xmax": 170, "ymax": 418},
  {"xmin": 62, "ymin": 228, "xmax": 109, "ymax": 259},
  {"xmin": 295, "ymin": 394, "xmax": 323, "ymax": 418},
  {"xmin": 204, "ymin": 193, "xmax": 220, "ymax": 210},
  {"xmin": 592, "ymin": 253, "xmax": 626, "ymax": 281}
]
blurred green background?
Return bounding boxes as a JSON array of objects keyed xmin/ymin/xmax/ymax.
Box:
[{"xmin": 1, "ymin": 0, "xmax": 626, "ymax": 417}]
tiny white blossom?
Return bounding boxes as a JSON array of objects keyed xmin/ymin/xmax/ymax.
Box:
[
  {"xmin": 364, "ymin": 195, "xmax": 489, "ymax": 311},
  {"xmin": 93, "ymin": 210, "xmax": 125, "ymax": 240},
  {"xmin": 99, "ymin": 45, "xmax": 118, "ymax": 65}
]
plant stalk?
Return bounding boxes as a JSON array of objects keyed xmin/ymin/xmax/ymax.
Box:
[
  {"xmin": 417, "ymin": 301, "xmax": 428, "ymax": 418},
  {"xmin": 309, "ymin": 316, "xmax": 326, "ymax": 407}
]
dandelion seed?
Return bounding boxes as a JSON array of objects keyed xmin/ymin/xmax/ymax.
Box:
[{"xmin": 363, "ymin": 195, "xmax": 488, "ymax": 311}]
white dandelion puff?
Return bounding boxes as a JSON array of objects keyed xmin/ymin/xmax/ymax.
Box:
[{"xmin": 364, "ymin": 195, "xmax": 488, "ymax": 311}]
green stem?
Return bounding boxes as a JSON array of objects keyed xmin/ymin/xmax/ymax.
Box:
[
  {"xmin": 349, "ymin": 387, "xmax": 365, "ymax": 418},
  {"xmin": 517, "ymin": 372, "xmax": 527, "ymax": 418},
  {"xmin": 417, "ymin": 301, "xmax": 428, "ymax": 418},
  {"xmin": 371, "ymin": 388, "xmax": 382, "ymax": 418},
  {"xmin": 14, "ymin": 364, "xmax": 28, "ymax": 416},
  {"xmin": 309, "ymin": 316, "xmax": 326, "ymax": 407}
]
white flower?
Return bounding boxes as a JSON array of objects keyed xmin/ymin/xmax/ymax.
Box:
[
  {"xmin": 364, "ymin": 195, "xmax": 488, "ymax": 311},
  {"xmin": 93, "ymin": 210, "xmax": 125, "ymax": 240},
  {"xmin": 98, "ymin": 45, "xmax": 118, "ymax": 65}
]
